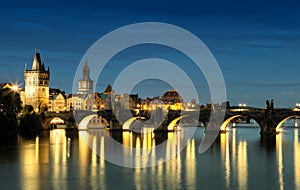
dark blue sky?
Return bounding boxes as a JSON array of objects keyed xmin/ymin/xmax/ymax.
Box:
[{"xmin": 0, "ymin": 0, "xmax": 300, "ymax": 107}]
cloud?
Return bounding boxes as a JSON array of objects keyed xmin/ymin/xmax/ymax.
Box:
[
  {"xmin": 211, "ymin": 48, "xmax": 239, "ymax": 55},
  {"xmin": 220, "ymin": 66, "xmax": 237, "ymax": 71},
  {"xmin": 247, "ymin": 43, "xmax": 288, "ymax": 49},
  {"xmin": 249, "ymin": 82, "xmax": 300, "ymax": 87},
  {"xmin": 280, "ymin": 91, "xmax": 295, "ymax": 95},
  {"xmin": 224, "ymin": 81, "xmax": 300, "ymax": 88}
]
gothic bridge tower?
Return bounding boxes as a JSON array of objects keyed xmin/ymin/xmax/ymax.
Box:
[{"xmin": 24, "ymin": 49, "xmax": 50, "ymax": 112}]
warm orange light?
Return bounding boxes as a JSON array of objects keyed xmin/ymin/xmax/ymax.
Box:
[
  {"xmin": 11, "ymin": 85, "xmax": 19, "ymax": 91},
  {"xmin": 276, "ymin": 128, "xmax": 283, "ymax": 133}
]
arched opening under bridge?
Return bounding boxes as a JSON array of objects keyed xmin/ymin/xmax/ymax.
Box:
[
  {"xmin": 167, "ymin": 115, "xmax": 187, "ymax": 131},
  {"xmin": 78, "ymin": 114, "xmax": 108, "ymax": 130},
  {"xmin": 123, "ymin": 117, "xmax": 141, "ymax": 131},
  {"xmin": 276, "ymin": 115, "xmax": 300, "ymax": 132},
  {"xmin": 43, "ymin": 116, "xmax": 68, "ymax": 129},
  {"xmin": 220, "ymin": 115, "xmax": 260, "ymax": 132}
]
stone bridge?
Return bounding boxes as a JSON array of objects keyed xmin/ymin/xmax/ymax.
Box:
[
  {"xmin": 41, "ymin": 110, "xmax": 97, "ymax": 129},
  {"xmin": 96, "ymin": 106, "xmax": 300, "ymax": 135},
  {"xmin": 41, "ymin": 111, "xmax": 75, "ymax": 129},
  {"xmin": 41, "ymin": 105, "xmax": 300, "ymax": 135},
  {"xmin": 222, "ymin": 106, "xmax": 300, "ymax": 135}
]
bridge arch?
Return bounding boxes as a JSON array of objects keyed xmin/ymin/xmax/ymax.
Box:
[
  {"xmin": 167, "ymin": 115, "xmax": 187, "ymax": 131},
  {"xmin": 276, "ymin": 115, "xmax": 300, "ymax": 131},
  {"xmin": 42, "ymin": 116, "xmax": 69, "ymax": 129},
  {"xmin": 220, "ymin": 114, "xmax": 260, "ymax": 131},
  {"xmin": 123, "ymin": 117, "xmax": 141, "ymax": 131},
  {"xmin": 78, "ymin": 114, "xmax": 108, "ymax": 129}
]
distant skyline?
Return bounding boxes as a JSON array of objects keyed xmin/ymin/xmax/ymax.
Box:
[{"xmin": 1, "ymin": 0, "xmax": 300, "ymax": 107}]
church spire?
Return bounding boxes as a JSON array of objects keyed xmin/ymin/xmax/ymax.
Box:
[
  {"xmin": 32, "ymin": 48, "xmax": 42, "ymax": 70},
  {"xmin": 78, "ymin": 59, "xmax": 94, "ymax": 94},
  {"xmin": 82, "ymin": 59, "xmax": 91, "ymax": 80}
]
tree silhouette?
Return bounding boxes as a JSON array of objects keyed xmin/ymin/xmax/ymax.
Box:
[
  {"xmin": 19, "ymin": 105, "xmax": 42, "ymax": 134},
  {"xmin": 0, "ymin": 88, "xmax": 22, "ymax": 135}
]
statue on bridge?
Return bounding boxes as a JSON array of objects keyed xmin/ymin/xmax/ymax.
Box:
[
  {"xmin": 265, "ymin": 99, "xmax": 274, "ymax": 117},
  {"xmin": 266, "ymin": 100, "xmax": 270, "ymax": 110},
  {"xmin": 270, "ymin": 99, "xmax": 274, "ymax": 110}
]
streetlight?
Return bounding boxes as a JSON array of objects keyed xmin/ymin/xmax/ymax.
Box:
[
  {"xmin": 238, "ymin": 103, "xmax": 247, "ymax": 112},
  {"xmin": 238, "ymin": 103, "xmax": 246, "ymax": 107}
]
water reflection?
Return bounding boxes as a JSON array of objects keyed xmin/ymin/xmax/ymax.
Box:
[
  {"xmin": 276, "ymin": 133, "xmax": 284, "ymax": 190},
  {"xmin": 186, "ymin": 139, "xmax": 196, "ymax": 189},
  {"xmin": 220, "ymin": 132, "xmax": 230, "ymax": 189},
  {"xmin": 2, "ymin": 128, "xmax": 300, "ymax": 189},
  {"xmin": 19, "ymin": 136, "xmax": 41, "ymax": 190},
  {"xmin": 79, "ymin": 127, "xmax": 195, "ymax": 168},
  {"xmin": 220, "ymin": 129, "xmax": 248, "ymax": 190},
  {"xmin": 237, "ymin": 140, "xmax": 248, "ymax": 190},
  {"xmin": 294, "ymin": 129, "xmax": 300, "ymax": 190}
]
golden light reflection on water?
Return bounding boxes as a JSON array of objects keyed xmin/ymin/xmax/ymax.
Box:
[
  {"xmin": 123, "ymin": 131, "xmax": 131, "ymax": 148},
  {"xmin": 294, "ymin": 129, "xmax": 300, "ymax": 190},
  {"xmin": 19, "ymin": 129, "xmax": 70, "ymax": 190},
  {"xmin": 237, "ymin": 140, "xmax": 248, "ymax": 190},
  {"xmin": 231, "ymin": 128, "xmax": 236, "ymax": 188},
  {"xmin": 50, "ymin": 129, "xmax": 67, "ymax": 190},
  {"xmin": 220, "ymin": 129, "xmax": 248, "ymax": 190},
  {"xmin": 276, "ymin": 133, "xmax": 284, "ymax": 190},
  {"xmin": 50, "ymin": 129, "xmax": 67, "ymax": 163},
  {"xmin": 186, "ymin": 139, "xmax": 196, "ymax": 189},
  {"xmin": 18, "ymin": 128, "xmax": 193, "ymax": 189},
  {"xmin": 220, "ymin": 132, "xmax": 230, "ymax": 189},
  {"xmin": 19, "ymin": 136, "xmax": 40, "ymax": 190},
  {"xmin": 15, "ymin": 127, "xmax": 300, "ymax": 189}
]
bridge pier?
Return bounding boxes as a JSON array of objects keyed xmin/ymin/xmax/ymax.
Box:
[
  {"xmin": 109, "ymin": 119, "xmax": 122, "ymax": 130},
  {"xmin": 259, "ymin": 118, "xmax": 278, "ymax": 135}
]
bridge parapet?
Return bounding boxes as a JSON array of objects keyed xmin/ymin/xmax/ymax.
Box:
[{"xmin": 41, "ymin": 106, "xmax": 300, "ymax": 136}]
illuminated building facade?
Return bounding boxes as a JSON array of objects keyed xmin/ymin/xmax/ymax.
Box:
[
  {"xmin": 24, "ymin": 50, "xmax": 50, "ymax": 112},
  {"xmin": 66, "ymin": 94, "xmax": 87, "ymax": 111},
  {"xmin": 161, "ymin": 90, "xmax": 183, "ymax": 110},
  {"xmin": 48, "ymin": 88, "xmax": 67, "ymax": 112},
  {"xmin": 86, "ymin": 92, "xmax": 105, "ymax": 111}
]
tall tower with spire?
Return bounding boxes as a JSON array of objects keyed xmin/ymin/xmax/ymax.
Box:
[
  {"xmin": 24, "ymin": 49, "xmax": 50, "ymax": 112},
  {"xmin": 78, "ymin": 60, "xmax": 94, "ymax": 94}
]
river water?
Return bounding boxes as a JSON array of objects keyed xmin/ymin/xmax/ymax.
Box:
[{"xmin": 0, "ymin": 127, "xmax": 299, "ymax": 190}]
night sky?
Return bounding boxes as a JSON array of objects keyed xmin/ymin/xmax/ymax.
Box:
[{"xmin": 0, "ymin": 0, "xmax": 300, "ymax": 107}]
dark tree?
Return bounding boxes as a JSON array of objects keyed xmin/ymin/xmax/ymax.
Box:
[
  {"xmin": 19, "ymin": 105, "xmax": 41, "ymax": 134},
  {"xmin": 0, "ymin": 88, "xmax": 22, "ymax": 135},
  {"xmin": 23, "ymin": 105, "xmax": 34, "ymax": 114}
]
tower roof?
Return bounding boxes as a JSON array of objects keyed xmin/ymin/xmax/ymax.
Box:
[
  {"xmin": 81, "ymin": 59, "xmax": 92, "ymax": 81},
  {"xmin": 30, "ymin": 49, "xmax": 49, "ymax": 72},
  {"xmin": 32, "ymin": 51, "xmax": 42, "ymax": 70},
  {"xmin": 103, "ymin": 84, "xmax": 114, "ymax": 94}
]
